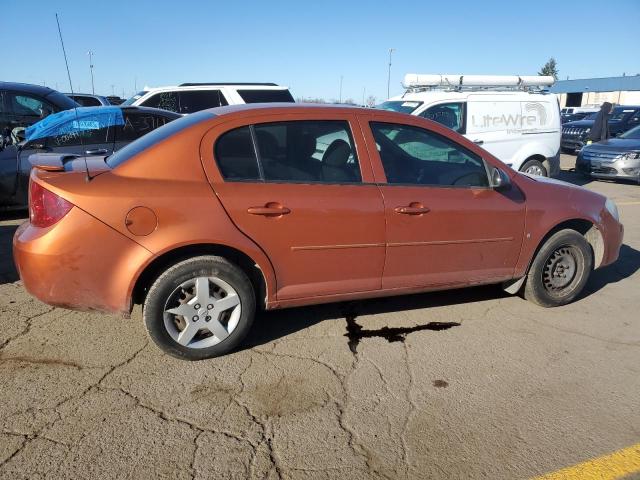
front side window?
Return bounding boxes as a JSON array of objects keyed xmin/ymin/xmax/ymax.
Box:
[
  {"xmin": 214, "ymin": 120, "xmax": 362, "ymax": 184},
  {"xmin": 370, "ymin": 122, "xmax": 489, "ymax": 188},
  {"xmin": 9, "ymin": 93, "xmax": 54, "ymax": 120},
  {"xmin": 419, "ymin": 102, "xmax": 465, "ymax": 133},
  {"xmin": 178, "ymin": 90, "xmax": 228, "ymax": 113}
]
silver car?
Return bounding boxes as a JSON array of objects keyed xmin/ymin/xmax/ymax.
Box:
[{"xmin": 576, "ymin": 125, "xmax": 640, "ymax": 183}]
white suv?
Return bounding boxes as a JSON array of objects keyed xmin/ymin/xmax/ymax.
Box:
[
  {"xmin": 123, "ymin": 83, "xmax": 294, "ymax": 114},
  {"xmin": 379, "ymin": 74, "xmax": 561, "ymax": 176}
]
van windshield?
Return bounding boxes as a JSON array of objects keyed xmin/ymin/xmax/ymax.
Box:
[{"xmin": 377, "ymin": 101, "xmax": 423, "ymax": 114}]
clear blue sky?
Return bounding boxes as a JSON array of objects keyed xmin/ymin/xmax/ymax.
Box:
[{"xmin": 2, "ymin": 0, "xmax": 639, "ymax": 103}]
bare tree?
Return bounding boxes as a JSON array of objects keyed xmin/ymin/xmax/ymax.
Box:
[{"xmin": 366, "ymin": 95, "xmax": 377, "ymax": 108}]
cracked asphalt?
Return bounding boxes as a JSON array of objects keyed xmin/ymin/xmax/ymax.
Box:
[{"xmin": 1, "ymin": 155, "xmax": 639, "ymax": 479}]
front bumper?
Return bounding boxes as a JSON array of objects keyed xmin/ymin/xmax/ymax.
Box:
[
  {"xmin": 13, "ymin": 207, "xmax": 152, "ymax": 314},
  {"xmin": 576, "ymin": 157, "xmax": 640, "ymax": 182},
  {"xmin": 599, "ymin": 208, "xmax": 624, "ymax": 268}
]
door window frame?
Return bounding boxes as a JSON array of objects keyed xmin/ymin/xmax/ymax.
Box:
[
  {"xmin": 358, "ymin": 114, "xmax": 495, "ymax": 189},
  {"xmin": 209, "ymin": 115, "xmax": 375, "ymax": 186}
]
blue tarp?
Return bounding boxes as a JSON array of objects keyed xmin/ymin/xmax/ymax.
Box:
[{"xmin": 25, "ymin": 106, "xmax": 125, "ymax": 142}]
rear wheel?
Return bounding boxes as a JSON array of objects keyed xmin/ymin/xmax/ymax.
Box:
[
  {"xmin": 143, "ymin": 256, "xmax": 255, "ymax": 360},
  {"xmin": 520, "ymin": 159, "xmax": 548, "ymax": 177},
  {"xmin": 524, "ymin": 229, "xmax": 593, "ymax": 307}
]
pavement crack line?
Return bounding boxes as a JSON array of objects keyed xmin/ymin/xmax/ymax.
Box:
[
  {"xmin": 0, "ymin": 341, "xmax": 149, "ymax": 471},
  {"xmin": 0, "ymin": 306, "xmax": 58, "ymax": 352}
]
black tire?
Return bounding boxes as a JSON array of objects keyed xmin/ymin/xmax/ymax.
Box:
[
  {"xmin": 143, "ymin": 255, "xmax": 255, "ymax": 360},
  {"xmin": 520, "ymin": 159, "xmax": 548, "ymax": 177},
  {"xmin": 524, "ymin": 229, "xmax": 593, "ymax": 307}
]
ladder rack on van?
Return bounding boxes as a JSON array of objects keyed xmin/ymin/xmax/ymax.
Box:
[{"xmin": 402, "ymin": 74, "xmax": 554, "ymax": 93}]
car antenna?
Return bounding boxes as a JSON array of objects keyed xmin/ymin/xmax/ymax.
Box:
[{"xmin": 55, "ymin": 13, "xmax": 92, "ymax": 182}]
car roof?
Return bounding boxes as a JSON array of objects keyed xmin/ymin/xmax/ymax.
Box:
[
  {"xmin": 142, "ymin": 84, "xmax": 289, "ymax": 92},
  {"xmin": 0, "ymin": 81, "xmax": 59, "ymax": 96}
]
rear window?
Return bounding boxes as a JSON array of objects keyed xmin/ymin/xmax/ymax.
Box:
[
  {"xmin": 72, "ymin": 96, "xmax": 103, "ymax": 107},
  {"xmin": 122, "ymin": 91, "xmax": 148, "ymax": 106},
  {"xmin": 237, "ymin": 89, "xmax": 294, "ymax": 103},
  {"xmin": 106, "ymin": 110, "xmax": 215, "ymax": 168}
]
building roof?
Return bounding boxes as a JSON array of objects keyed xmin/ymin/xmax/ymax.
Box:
[{"xmin": 550, "ymin": 75, "xmax": 640, "ymax": 93}]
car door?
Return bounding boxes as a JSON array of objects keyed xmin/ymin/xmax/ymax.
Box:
[
  {"xmin": 201, "ymin": 112, "xmax": 386, "ymax": 300},
  {"xmin": 360, "ymin": 114, "xmax": 526, "ymax": 290}
]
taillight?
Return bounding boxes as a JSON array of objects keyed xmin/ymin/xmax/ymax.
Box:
[{"xmin": 29, "ymin": 180, "xmax": 73, "ymax": 228}]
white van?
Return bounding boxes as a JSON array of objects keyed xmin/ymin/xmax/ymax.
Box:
[{"xmin": 379, "ymin": 74, "xmax": 561, "ymax": 176}]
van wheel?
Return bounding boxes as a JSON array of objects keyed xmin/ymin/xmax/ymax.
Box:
[
  {"xmin": 524, "ymin": 229, "xmax": 593, "ymax": 307},
  {"xmin": 521, "ymin": 159, "xmax": 547, "ymax": 176},
  {"xmin": 143, "ymin": 256, "xmax": 255, "ymax": 360}
]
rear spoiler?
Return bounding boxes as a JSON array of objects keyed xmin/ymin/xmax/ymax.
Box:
[{"xmin": 29, "ymin": 153, "xmax": 79, "ymax": 172}]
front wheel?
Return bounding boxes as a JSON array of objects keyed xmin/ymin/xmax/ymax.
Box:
[
  {"xmin": 524, "ymin": 229, "xmax": 593, "ymax": 307},
  {"xmin": 520, "ymin": 159, "xmax": 548, "ymax": 177},
  {"xmin": 143, "ymin": 256, "xmax": 255, "ymax": 360}
]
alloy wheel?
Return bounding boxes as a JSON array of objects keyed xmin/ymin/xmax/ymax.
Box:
[{"xmin": 163, "ymin": 276, "xmax": 241, "ymax": 349}]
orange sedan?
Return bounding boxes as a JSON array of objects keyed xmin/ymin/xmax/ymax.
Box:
[{"xmin": 13, "ymin": 104, "xmax": 623, "ymax": 360}]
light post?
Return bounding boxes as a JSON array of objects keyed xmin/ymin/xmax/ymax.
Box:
[
  {"xmin": 87, "ymin": 51, "xmax": 95, "ymax": 94},
  {"xmin": 387, "ymin": 48, "xmax": 395, "ymax": 99},
  {"xmin": 339, "ymin": 75, "xmax": 343, "ymax": 103}
]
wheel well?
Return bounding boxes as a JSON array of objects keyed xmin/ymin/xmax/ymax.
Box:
[
  {"xmin": 132, "ymin": 244, "xmax": 268, "ymax": 309},
  {"xmin": 530, "ymin": 219, "xmax": 604, "ymax": 270},
  {"xmin": 521, "ymin": 154, "xmax": 548, "ymax": 172}
]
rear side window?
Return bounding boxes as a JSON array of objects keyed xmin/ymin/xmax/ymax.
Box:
[
  {"xmin": 73, "ymin": 96, "xmax": 102, "ymax": 107},
  {"xmin": 215, "ymin": 127, "xmax": 261, "ymax": 180},
  {"xmin": 419, "ymin": 102, "xmax": 465, "ymax": 133},
  {"xmin": 178, "ymin": 90, "xmax": 228, "ymax": 113},
  {"xmin": 141, "ymin": 92, "xmax": 179, "ymax": 112},
  {"xmin": 114, "ymin": 113, "xmax": 173, "ymax": 142},
  {"xmin": 236, "ymin": 89, "xmax": 294, "ymax": 103},
  {"xmin": 214, "ymin": 120, "xmax": 361, "ymax": 184}
]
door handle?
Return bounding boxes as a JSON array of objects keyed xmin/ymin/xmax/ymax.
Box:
[
  {"xmin": 247, "ymin": 204, "xmax": 291, "ymax": 216},
  {"xmin": 473, "ymin": 139, "xmax": 484, "ymax": 145},
  {"xmin": 394, "ymin": 205, "xmax": 430, "ymax": 215},
  {"xmin": 85, "ymin": 148, "xmax": 108, "ymax": 155}
]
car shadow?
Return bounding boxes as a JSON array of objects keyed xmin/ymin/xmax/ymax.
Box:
[
  {"xmin": 242, "ymin": 284, "xmax": 508, "ymax": 351},
  {"xmin": 556, "ymin": 168, "xmax": 593, "ymax": 187},
  {"xmin": 0, "ymin": 211, "xmax": 26, "ymax": 285},
  {"xmin": 582, "ymin": 244, "xmax": 640, "ymax": 297}
]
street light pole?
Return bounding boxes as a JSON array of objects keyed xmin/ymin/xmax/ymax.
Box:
[
  {"xmin": 87, "ymin": 51, "xmax": 95, "ymax": 94},
  {"xmin": 387, "ymin": 48, "xmax": 395, "ymax": 99},
  {"xmin": 339, "ymin": 75, "xmax": 343, "ymax": 103}
]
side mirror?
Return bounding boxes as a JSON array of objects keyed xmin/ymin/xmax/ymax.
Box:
[{"xmin": 491, "ymin": 167, "xmax": 511, "ymax": 190}]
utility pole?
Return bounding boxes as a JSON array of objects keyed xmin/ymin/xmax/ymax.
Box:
[
  {"xmin": 362, "ymin": 87, "xmax": 366, "ymax": 107},
  {"xmin": 87, "ymin": 51, "xmax": 95, "ymax": 94},
  {"xmin": 111, "ymin": 84, "xmax": 115, "ymax": 96},
  {"xmin": 339, "ymin": 75, "xmax": 343, "ymax": 103},
  {"xmin": 387, "ymin": 48, "xmax": 395, "ymax": 99}
]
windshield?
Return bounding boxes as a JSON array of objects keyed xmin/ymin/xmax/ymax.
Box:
[
  {"xmin": 376, "ymin": 100, "xmax": 423, "ymax": 114},
  {"xmin": 610, "ymin": 107, "xmax": 635, "ymax": 122},
  {"xmin": 122, "ymin": 91, "xmax": 148, "ymax": 106},
  {"xmin": 620, "ymin": 125, "xmax": 640, "ymax": 140}
]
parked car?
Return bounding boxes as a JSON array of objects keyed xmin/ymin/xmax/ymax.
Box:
[
  {"xmin": 561, "ymin": 111, "xmax": 597, "ymax": 124},
  {"xmin": 378, "ymin": 74, "xmax": 561, "ymax": 177},
  {"xmin": 65, "ymin": 93, "xmax": 111, "ymax": 107},
  {"xmin": 1, "ymin": 82, "xmax": 79, "ymax": 146},
  {"xmin": 122, "ymin": 82, "xmax": 295, "ymax": 115},
  {"xmin": 562, "ymin": 105, "xmax": 640, "ymax": 152},
  {"xmin": 575, "ymin": 124, "xmax": 640, "ymax": 183},
  {"xmin": 0, "ymin": 105, "xmax": 179, "ymax": 209},
  {"xmin": 106, "ymin": 96, "xmax": 125, "ymax": 105},
  {"xmin": 14, "ymin": 104, "xmax": 623, "ymax": 360},
  {"xmin": 560, "ymin": 106, "xmax": 599, "ymax": 122}
]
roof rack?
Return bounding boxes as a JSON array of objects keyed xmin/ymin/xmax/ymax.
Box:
[
  {"xmin": 402, "ymin": 74, "xmax": 554, "ymax": 93},
  {"xmin": 178, "ymin": 82, "xmax": 279, "ymax": 87}
]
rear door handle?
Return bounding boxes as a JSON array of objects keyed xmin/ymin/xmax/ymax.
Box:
[
  {"xmin": 247, "ymin": 204, "xmax": 291, "ymax": 216},
  {"xmin": 473, "ymin": 139, "xmax": 484, "ymax": 145},
  {"xmin": 394, "ymin": 205, "xmax": 430, "ymax": 215},
  {"xmin": 85, "ymin": 148, "xmax": 108, "ymax": 155}
]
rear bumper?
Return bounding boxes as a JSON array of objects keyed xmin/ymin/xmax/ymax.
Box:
[{"xmin": 13, "ymin": 207, "xmax": 152, "ymax": 314}]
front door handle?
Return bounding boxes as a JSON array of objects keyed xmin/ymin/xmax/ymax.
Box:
[
  {"xmin": 85, "ymin": 148, "xmax": 108, "ymax": 156},
  {"xmin": 394, "ymin": 204, "xmax": 430, "ymax": 215},
  {"xmin": 473, "ymin": 139, "xmax": 484, "ymax": 145},
  {"xmin": 247, "ymin": 203, "xmax": 291, "ymax": 216}
]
